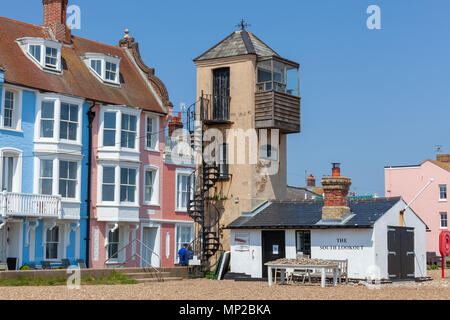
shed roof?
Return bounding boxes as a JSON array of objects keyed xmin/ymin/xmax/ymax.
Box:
[{"xmin": 226, "ymin": 197, "xmax": 403, "ymax": 229}]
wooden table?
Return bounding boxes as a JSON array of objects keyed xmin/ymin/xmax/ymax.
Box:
[{"xmin": 265, "ymin": 263, "xmax": 339, "ymax": 288}]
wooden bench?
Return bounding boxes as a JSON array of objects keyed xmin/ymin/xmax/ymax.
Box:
[{"xmin": 307, "ymin": 260, "xmax": 348, "ymax": 285}]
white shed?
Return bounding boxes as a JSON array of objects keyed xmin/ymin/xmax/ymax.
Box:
[{"xmin": 226, "ymin": 197, "xmax": 427, "ymax": 281}]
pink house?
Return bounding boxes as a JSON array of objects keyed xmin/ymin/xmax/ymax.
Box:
[
  {"xmin": 87, "ymin": 32, "xmax": 194, "ymax": 268},
  {"xmin": 385, "ymin": 154, "xmax": 450, "ymax": 256}
]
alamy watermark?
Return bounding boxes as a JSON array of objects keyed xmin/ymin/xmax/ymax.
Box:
[
  {"xmin": 168, "ymin": 125, "xmax": 280, "ymax": 176},
  {"xmin": 67, "ymin": 5, "xmax": 81, "ymax": 30},
  {"xmin": 366, "ymin": 5, "xmax": 381, "ymax": 30},
  {"xmin": 66, "ymin": 266, "xmax": 81, "ymax": 290}
]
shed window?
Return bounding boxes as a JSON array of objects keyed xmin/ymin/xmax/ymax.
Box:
[{"xmin": 296, "ymin": 230, "xmax": 311, "ymax": 258}]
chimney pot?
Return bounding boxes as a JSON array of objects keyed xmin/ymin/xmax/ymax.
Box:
[
  {"xmin": 437, "ymin": 154, "xmax": 450, "ymax": 163},
  {"xmin": 307, "ymin": 174, "xmax": 316, "ymax": 187}
]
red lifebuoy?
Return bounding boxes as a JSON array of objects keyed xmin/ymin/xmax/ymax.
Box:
[{"xmin": 440, "ymin": 231, "xmax": 450, "ymax": 257}]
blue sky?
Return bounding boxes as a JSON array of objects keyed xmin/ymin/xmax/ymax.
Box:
[{"xmin": 3, "ymin": 0, "xmax": 450, "ymax": 196}]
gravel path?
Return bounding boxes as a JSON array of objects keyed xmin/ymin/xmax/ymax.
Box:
[{"xmin": 0, "ymin": 270, "xmax": 449, "ymax": 300}]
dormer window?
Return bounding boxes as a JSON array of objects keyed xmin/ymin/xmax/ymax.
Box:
[
  {"xmin": 45, "ymin": 47, "xmax": 58, "ymax": 69},
  {"xmin": 91, "ymin": 60, "xmax": 102, "ymax": 76},
  {"xmin": 17, "ymin": 38, "xmax": 62, "ymax": 73},
  {"xmin": 82, "ymin": 53, "xmax": 121, "ymax": 85},
  {"xmin": 105, "ymin": 62, "xmax": 117, "ymax": 82}
]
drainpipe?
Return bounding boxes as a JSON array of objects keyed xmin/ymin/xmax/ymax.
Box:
[
  {"xmin": 85, "ymin": 101, "xmax": 96, "ymax": 268},
  {"xmin": 399, "ymin": 178, "xmax": 434, "ymax": 227}
]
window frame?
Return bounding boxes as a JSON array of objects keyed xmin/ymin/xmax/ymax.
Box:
[
  {"xmin": 107, "ymin": 227, "xmax": 121, "ymax": 262},
  {"xmin": 34, "ymin": 156, "xmax": 82, "ymax": 203},
  {"xmin": 440, "ymin": 212, "xmax": 448, "ymax": 230},
  {"xmin": 439, "ymin": 185, "xmax": 447, "ymax": 201},
  {"xmin": 0, "ymin": 148, "xmax": 23, "ymax": 193},
  {"xmin": 0, "ymin": 85, "xmax": 22, "ymax": 132},
  {"xmin": 97, "ymin": 163, "xmax": 140, "ymax": 207},
  {"xmin": 174, "ymin": 223, "xmax": 194, "ymax": 264},
  {"xmin": 295, "ymin": 230, "xmax": 311, "ymax": 258},
  {"xmin": 98, "ymin": 106, "xmax": 140, "ymax": 153},
  {"xmin": 58, "ymin": 160, "xmax": 78, "ymax": 199},
  {"xmin": 145, "ymin": 114, "xmax": 160, "ymax": 152},
  {"xmin": 175, "ymin": 169, "xmax": 194, "ymax": 212},
  {"xmin": 143, "ymin": 165, "xmax": 159, "ymax": 206},
  {"xmin": 120, "ymin": 167, "xmax": 137, "ymax": 203},
  {"xmin": 44, "ymin": 225, "xmax": 61, "ymax": 261},
  {"xmin": 35, "ymin": 94, "xmax": 83, "ymax": 146}
]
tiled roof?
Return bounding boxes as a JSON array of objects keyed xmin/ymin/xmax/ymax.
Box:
[
  {"xmin": 226, "ymin": 197, "xmax": 402, "ymax": 229},
  {"xmin": 0, "ymin": 16, "xmax": 169, "ymax": 113},
  {"xmin": 194, "ymin": 30, "xmax": 279, "ymax": 61}
]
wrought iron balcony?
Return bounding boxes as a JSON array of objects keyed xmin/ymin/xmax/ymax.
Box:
[
  {"xmin": 0, "ymin": 191, "xmax": 62, "ymax": 219},
  {"xmin": 200, "ymin": 93, "xmax": 232, "ymax": 124}
]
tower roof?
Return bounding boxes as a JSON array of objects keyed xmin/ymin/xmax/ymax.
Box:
[{"xmin": 194, "ymin": 30, "xmax": 279, "ymax": 62}]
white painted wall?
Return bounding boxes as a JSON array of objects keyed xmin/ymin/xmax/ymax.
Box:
[
  {"xmin": 229, "ymin": 200, "xmax": 427, "ymax": 280},
  {"xmin": 230, "ymin": 230, "xmax": 262, "ymax": 278},
  {"xmin": 311, "ymin": 228, "xmax": 375, "ymax": 279},
  {"xmin": 374, "ymin": 200, "xmax": 427, "ymax": 279}
]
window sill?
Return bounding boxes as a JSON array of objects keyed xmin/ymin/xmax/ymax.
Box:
[
  {"xmin": 143, "ymin": 202, "xmax": 160, "ymax": 207},
  {"xmin": 0, "ymin": 127, "xmax": 23, "ymax": 133},
  {"xmin": 175, "ymin": 209, "xmax": 188, "ymax": 213},
  {"xmin": 439, "ymin": 199, "xmax": 448, "ymax": 203},
  {"xmin": 61, "ymin": 199, "xmax": 82, "ymax": 205},
  {"xmin": 97, "ymin": 203, "xmax": 139, "ymax": 208}
]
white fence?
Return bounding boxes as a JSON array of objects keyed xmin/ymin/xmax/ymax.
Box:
[{"xmin": 1, "ymin": 192, "xmax": 61, "ymax": 218}]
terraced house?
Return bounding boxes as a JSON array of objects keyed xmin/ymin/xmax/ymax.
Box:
[
  {"xmin": 0, "ymin": 1, "xmax": 91, "ymax": 269},
  {"xmin": 0, "ymin": 0, "xmax": 190, "ymax": 270}
]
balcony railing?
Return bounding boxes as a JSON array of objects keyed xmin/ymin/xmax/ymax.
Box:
[
  {"xmin": 200, "ymin": 93, "xmax": 231, "ymax": 122},
  {"xmin": 1, "ymin": 192, "xmax": 62, "ymax": 218}
]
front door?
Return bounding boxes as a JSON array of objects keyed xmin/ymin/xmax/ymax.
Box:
[
  {"xmin": 6, "ymin": 222, "xmax": 22, "ymax": 270},
  {"xmin": 142, "ymin": 227, "xmax": 159, "ymax": 267},
  {"xmin": 0, "ymin": 227, "xmax": 6, "ymax": 263},
  {"xmin": 388, "ymin": 226, "xmax": 415, "ymax": 280},
  {"xmin": 262, "ymin": 231, "xmax": 286, "ymax": 278},
  {"xmin": 212, "ymin": 68, "xmax": 230, "ymax": 120}
]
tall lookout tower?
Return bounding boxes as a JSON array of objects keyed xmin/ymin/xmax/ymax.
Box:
[{"xmin": 187, "ymin": 25, "xmax": 301, "ymax": 270}]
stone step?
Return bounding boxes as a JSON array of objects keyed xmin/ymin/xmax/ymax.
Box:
[
  {"xmin": 135, "ymin": 277, "xmax": 183, "ymax": 283},
  {"xmin": 124, "ymin": 272, "xmax": 170, "ymax": 279}
]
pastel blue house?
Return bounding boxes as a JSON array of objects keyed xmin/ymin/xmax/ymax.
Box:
[{"xmin": 0, "ymin": 67, "xmax": 88, "ymax": 269}]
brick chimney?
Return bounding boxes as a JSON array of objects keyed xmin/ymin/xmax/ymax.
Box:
[
  {"xmin": 437, "ymin": 154, "xmax": 450, "ymax": 163},
  {"xmin": 168, "ymin": 112, "xmax": 183, "ymax": 136},
  {"xmin": 306, "ymin": 174, "xmax": 316, "ymax": 188},
  {"xmin": 321, "ymin": 163, "xmax": 352, "ymax": 221},
  {"xmin": 43, "ymin": 0, "xmax": 71, "ymax": 43}
]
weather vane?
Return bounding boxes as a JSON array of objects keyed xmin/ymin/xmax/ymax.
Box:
[{"xmin": 236, "ymin": 19, "xmax": 251, "ymax": 31}]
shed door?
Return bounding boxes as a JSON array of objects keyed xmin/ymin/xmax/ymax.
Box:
[
  {"xmin": 262, "ymin": 231, "xmax": 285, "ymax": 278},
  {"xmin": 387, "ymin": 226, "xmax": 415, "ymax": 280}
]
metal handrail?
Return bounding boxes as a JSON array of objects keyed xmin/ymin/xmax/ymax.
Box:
[{"xmin": 104, "ymin": 238, "xmax": 163, "ymax": 281}]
